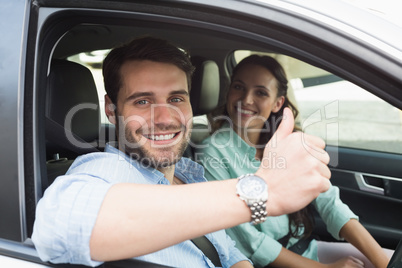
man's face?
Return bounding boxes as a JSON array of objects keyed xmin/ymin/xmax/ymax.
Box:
[{"xmin": 106, "ymin": 60, "xmax": 193, "ymax": 169}]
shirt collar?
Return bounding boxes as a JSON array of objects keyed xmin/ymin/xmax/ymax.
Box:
[{"xmin": 105, "ymin": 143, "xmax": 205, "ymax": 184}]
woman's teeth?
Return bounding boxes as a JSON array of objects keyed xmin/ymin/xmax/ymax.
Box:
[{"xmin": 237, "ymin": 108, "xmax": 254, "ymax": 115}]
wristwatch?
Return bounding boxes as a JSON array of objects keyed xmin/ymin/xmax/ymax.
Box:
[{"xmin": 236, "ymin": 174, "xmax": 268, "ymax": 225}]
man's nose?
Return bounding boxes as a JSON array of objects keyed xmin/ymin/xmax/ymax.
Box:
[{"xmin": 151, "ymin": 104, "xmax": 176, "ymax": 125}]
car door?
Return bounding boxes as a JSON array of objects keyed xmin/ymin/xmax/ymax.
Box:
[{"xmin": 286, "ymin": 59, "xmax": 402, "ymax": 249}]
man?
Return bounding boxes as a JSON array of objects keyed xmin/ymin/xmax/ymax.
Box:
[{"xmin": 32, "ymin": 36, "xmax": 331, "ymax": 267}]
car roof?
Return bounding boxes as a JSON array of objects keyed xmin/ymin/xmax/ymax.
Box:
[{"xmin": 50, "ymin": 0, "xmax": 402, "ymax": 59}]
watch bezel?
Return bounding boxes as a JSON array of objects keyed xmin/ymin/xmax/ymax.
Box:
[{"xmin": 236, "ymin": 174, "xmax": 268, "ymax": 201}]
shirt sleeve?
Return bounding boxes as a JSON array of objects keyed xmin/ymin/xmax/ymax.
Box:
[
  {"xmin": 218, "ymin": 232, "xmax": 253, "ymax": 268},
  {"xmin": 225, "ymin": 223, "xmax": 283, "ymax": 267},
  {"xmin": 313, "ymin": 184, "xmax": 359, "ymax": 240},
  {"xmin": 32, "ymin": 151, "xmax": 153, "ymax": 266},
  {"xmin": 32, "ymin": 174, "xmax": 111, "ymax": 267}
]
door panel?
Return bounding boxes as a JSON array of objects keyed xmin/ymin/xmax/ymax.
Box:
[{"xmin": 317, "ymin": 146, "xmax": 402, "ymax": 249}]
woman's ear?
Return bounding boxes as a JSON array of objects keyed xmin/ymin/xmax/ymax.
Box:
[
  {"xmin": 272, "ymin": 96, "xmax": 285, "ymax": 113},
  {"xmin": 105, "ymin": 94, "xmax": 117, "ymax": 125}
]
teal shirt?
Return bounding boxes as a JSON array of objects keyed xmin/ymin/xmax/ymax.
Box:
[{"xmin": 195, "ymin": 123, "xmax": 358, "ymax": 267}]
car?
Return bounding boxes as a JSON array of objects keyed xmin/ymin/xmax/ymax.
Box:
[{"xmin": 0, "ymin": 0, "xmax": 401, "ymax": 267}]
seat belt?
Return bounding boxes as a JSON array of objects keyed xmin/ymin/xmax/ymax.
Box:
[
  {"xmin": 277, "ymin": 233, "xmax": 313, "ymax": 255},
  {"xmin": 191, "ymin": 236, "xmax": 222, "ymax": 267}
]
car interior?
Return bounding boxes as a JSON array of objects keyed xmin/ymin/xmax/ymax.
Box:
[
  {"xmin": 41, "ymin": 22, "xmax": 257, "ymax": 184},
  {"xmin": 24, "ymin": 3, "xmax": 402, "ymax": 266}
]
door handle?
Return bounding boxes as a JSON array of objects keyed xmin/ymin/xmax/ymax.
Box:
[{"xmin": 355, "ymin": 173, "xmax": 384, "ymax": 195}]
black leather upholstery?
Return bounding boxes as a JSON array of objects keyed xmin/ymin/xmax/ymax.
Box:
[
  {"xmin": 46, "ymin": 59, "xmax": 100, "ymax": 159},
  {"xmin": 46, "ymin": 60, "xmax": 101, "ymax": 184},
  {"xmin": 46, "ymin": 60, "xmax": 100, "ymax": 142}
]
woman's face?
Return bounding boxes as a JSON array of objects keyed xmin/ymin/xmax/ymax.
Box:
[{"xmin": 226, "ymin": 63, "xmax": 285, "ymax": 131}]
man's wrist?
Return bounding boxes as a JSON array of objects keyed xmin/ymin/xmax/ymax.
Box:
[{"xmin": 236, "ymin": 174, "xmax": 268, "ymax": 225}]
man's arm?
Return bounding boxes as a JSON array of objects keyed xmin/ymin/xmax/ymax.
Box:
[
  {"xmin": 90, "ymin": 108, "xmax": 331, "ymax": 261},
  {"xmin": 90, "ymin": 179, "xmax": 251, "ymax": 260},
  {"xmin": 231, "ymin": 260, "xmax": 254, "ymax": 268}
]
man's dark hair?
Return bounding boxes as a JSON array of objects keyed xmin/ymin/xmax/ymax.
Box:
[{"xmin": 103, "ymin": 36, "xmax": 195, "ymax": 104}]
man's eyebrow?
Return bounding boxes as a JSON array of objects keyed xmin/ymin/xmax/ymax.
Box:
[
  {"xmin": 170, "ymin": 90, "xmax": 189, "ymax": 96},
  {"xmin": 125, "ymin": 91, "xmax": 154, "ymax": 102},
  {"xmin": 124, "ymin": 90, "xmax": 188, "ymax": 102}
]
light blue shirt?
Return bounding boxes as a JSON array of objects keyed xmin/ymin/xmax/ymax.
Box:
[
  {"xmin": 32, "ymin": 143, "xmax": 249, "ymax": 268},
  {"xmin": 196, "ymin": 123, "xmax": 358, "ymax": 267}
]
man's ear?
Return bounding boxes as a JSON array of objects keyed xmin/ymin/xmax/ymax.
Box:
[
  {"xmin": 105, "ymin": 94, "xmax": 117, "ymax": 125},
  {"xmin": 272, "ymin": 96, "xmax": 285, "ymax": 113}
]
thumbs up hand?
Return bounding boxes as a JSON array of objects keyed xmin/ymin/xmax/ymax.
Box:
[{"xmin": 255, "ymin": 107, "xmax": 331, "ymax": 216}]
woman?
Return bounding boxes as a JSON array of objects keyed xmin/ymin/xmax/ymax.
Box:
[{"xmin": 196, "ymin": 55, "xmax": 391, "ymax": 268}]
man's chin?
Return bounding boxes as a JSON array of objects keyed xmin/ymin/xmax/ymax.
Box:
[
  {"xmin": 138, "ymin": 156, "xmax": 180, "ymax": 170},
  {"xmin": 122, "ymin": 131, "xmax": 189, "ymax": 169},
  {"xmin": 125, "ymin": 148, "xmax": 185, "ymax": 169}
]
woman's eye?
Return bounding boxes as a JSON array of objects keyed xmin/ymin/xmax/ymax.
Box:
[
  {"xmin": 257, "ymin": 90, "xmax": 268, "ymax": 97},
  {"xmin": 232, "ymin": 84, "xmax": 244, "ymax": 90}
]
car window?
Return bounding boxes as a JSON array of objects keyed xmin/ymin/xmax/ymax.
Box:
[
  {"xmin": 68, "ymin": 50, "xmax": 110, "ymax": 124},
  {"xmin": 234, "ymin": 50, "xmax": 402, "ymax": 154}
]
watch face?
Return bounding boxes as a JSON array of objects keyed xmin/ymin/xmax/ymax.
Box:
[{"xmin": 238, "ymin": 176, "xmax": 267, "ymax": 198}]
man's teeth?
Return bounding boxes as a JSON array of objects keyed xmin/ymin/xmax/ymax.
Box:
[
  {"xmin": 146, "ymin": 134, "xmax": 175, "ymax": 141},
  {"xmin": 237, "ymin": 108, "xmax": 254, "ymax": 115}
]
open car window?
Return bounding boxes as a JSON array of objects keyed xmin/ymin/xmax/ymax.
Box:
[{"xmin": 234, "ymin": 50, "xmax": 402, "ymax": 155}]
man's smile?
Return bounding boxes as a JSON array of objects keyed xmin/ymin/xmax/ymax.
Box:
[{"xmin": 142, "ymin": 132, "xmax": 179, "ymax": 141}]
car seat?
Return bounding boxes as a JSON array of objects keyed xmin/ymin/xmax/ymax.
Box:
[
  {"xmin": 184, "ymin": 56, "xmax": 220, "ymax": 158},
  {"xmin": 45, "ymin": 59, "xmax": 101, "ymax": 186},
  {"xmin": 190, "ymin": 56, "xmax": 220, "ymax": 117}
]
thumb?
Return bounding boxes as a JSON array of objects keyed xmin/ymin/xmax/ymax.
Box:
[{"xmin": 268, "ymin": 107, "xmax": 295, "ymax": 145}]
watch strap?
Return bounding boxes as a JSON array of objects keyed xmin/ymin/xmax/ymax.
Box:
[
  {"xmin": 237, "ymin": 174, "xmax": 268, "ymax": 225},
  {"xmin": 249, "ymin": 198, "xmax": 268, "ymax": 225}
]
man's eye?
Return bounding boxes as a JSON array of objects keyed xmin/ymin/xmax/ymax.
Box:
[
  {"xmin": 136, "ymin": 100, "xmax": 149, "ymax": 105},
  {"xmin": 170, "ymin": 97, "xmax": 183, "ymax": 103}
]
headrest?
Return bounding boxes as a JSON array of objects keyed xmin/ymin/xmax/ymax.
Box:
[
  {"xmin": 46, "ymin": 60, "xmax": 100, "ymax": 155},
  {"xmin": 190, "ymin": 56, "xmax": 220, "ymax": 116}
]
